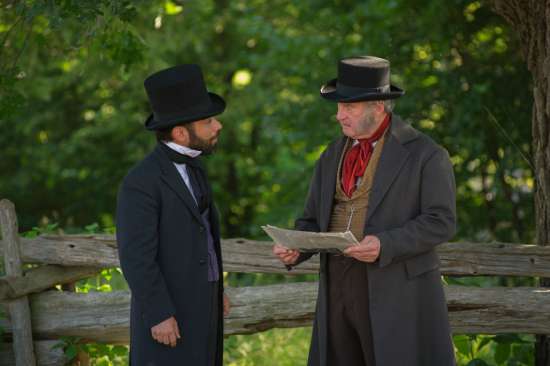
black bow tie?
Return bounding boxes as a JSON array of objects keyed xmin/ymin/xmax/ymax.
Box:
[
  {"xmin": 159, "ymin": 142, "xmax": 202, "ymax": 168},
  {"xmin": 159, "ymin": 142, "xmax": 210, "ymax": 213}
]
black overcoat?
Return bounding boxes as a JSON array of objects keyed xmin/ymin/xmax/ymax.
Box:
[
  {"xmin": 295, "ymin": 116, "xmax": 457, "ymax": 366},
  {"xmin": 116, "ymin": 144, "xmax": 223, "ymax": 366}
]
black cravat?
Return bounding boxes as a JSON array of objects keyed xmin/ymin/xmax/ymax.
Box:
[{"xmin": 159, "ymin": 143, "xmax": 210, "ymax": 213}]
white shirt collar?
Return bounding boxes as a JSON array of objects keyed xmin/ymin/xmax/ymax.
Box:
[
  {"xmin": 352, "ymin": 139, "xmax": 378, "ymax": 147},
  {"xmin": 163, "ymin": 141, "xmax": 202, "ymax": 158}
]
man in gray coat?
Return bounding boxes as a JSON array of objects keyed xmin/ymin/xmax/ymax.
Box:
[{"xmin": 273, "ymin": 56, "xmax": 456, "ymax": 366}]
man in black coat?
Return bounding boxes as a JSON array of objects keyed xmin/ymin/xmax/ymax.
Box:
[
  {"xmin": 116, "ymin": 64, "xmax": 230, "ymax": 366},
  {"xmin": 273, "ymin": 56, "xmax": 456, "ymax": 365}
]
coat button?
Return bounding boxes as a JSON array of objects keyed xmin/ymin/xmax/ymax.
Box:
[
  {"xmin": 199, "ymin": 259, "xmax": 206, "ymax": 265},
  {"xmin": 199, "ymin": 226, "xmax": 205, "ymax": 233}
]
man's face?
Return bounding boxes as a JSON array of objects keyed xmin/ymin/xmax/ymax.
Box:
[
  {"xmin": 336, "ymin": 101, "xmax": 378, "ymax": 139},
  {"xmin": 185, "ymin": 117, "xmax": 223, "ymax": 155}
]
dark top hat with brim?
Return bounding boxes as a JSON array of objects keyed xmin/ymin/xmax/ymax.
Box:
[
  {"xmin": 144, "ymin": 64, "xmax": 226, "ymax": 131},
  {"xmin": 320, "ymin": 56, "xmax": 405, "ymax": 102}
]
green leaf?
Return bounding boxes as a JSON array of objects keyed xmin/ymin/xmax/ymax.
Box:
[
  {"xmin": 453, "ymin": 335, "xmax": 471, "ymax": 356},
  {"xmin": 494, "ymin": 343, "xmax": 511, "ymax": 364},
  {"xmin": 113, "ymin": 345, "xmax": 129, "ymax": 356},
  {"xmin": 476, "ymin": 335, "xmax": 494, "ymax": 353},
  {"xmin": 466, "ymin": 359, "xmax": 490, "ymax": 366},
  {"xmin": 85, "ymin": 222, "xmax": 100, "ymax": 233},
  {"xmin": 493, "ymin": 334, "xmax": 525, "ymax": 344},
  {"xmin": 64, "ymin": 344, "xmax": 78, "ymax": 360}
]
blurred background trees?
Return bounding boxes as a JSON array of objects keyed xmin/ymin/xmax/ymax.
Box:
[{"xmin": 0, "ymin": 1, "xmax": 537, "ymax": 364}]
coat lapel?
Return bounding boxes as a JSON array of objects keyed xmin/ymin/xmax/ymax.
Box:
[
  {"xmin": 319, "ymin": 137, "xmax": 347, "ymax": 231},
  {"xmin": 365, "ymin": 116, "xmax": 418, "ymax": 224},
  {"xmin": 154, "ymin": 145, "xmax": 203, "ymax": 225}
]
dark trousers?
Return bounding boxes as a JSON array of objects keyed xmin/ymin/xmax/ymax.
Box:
[
  {"xmin": 207, "ymin": 281, "xmax": 219, "ymax": 366},
  {"xmin": 327, "ymin": 255, "xmax": 376, "ymax": 366}
]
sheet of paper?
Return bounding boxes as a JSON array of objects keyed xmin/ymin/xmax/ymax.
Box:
[{"xmin": 261, "ymin": 224, "xmax": 359, "ymax": 253}]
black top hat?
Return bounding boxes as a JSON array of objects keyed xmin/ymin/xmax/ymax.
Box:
[
  {"xmin": 320, "ymin": 56, "xmax": 404, "ymax": 102},
  {"xmin": 144, "ymin": 64, "xmax": 226, "ymax": 130}
]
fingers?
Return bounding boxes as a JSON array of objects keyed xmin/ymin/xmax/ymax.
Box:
[
  {"xmin": 344, "ymin": 238, "xmax": 378, "ymax": 255},
  {"xmin": 168, "ymin": 332, "xmax": 177, "ymax": 347},
  {"xmin": 344, "ymin": 246, "xmax": 375, "ymax": 255},
  {"xmin": 280, "ymin": 250, "xmax": 298, "ymax": 259},
  {"xmin": 223, "ymin": 294, "xmax": 231, "ymax": 317},
  {"xmin": 343, "ymin": 244, "xmax": 379, "ymax": 262},
  {"xmin": 151, "ymin": 324, "xmax": 180, "ymax": 347},
  {"xmin": 358, "ymin": 235, "xmax": 377, "ymax": 246},
  {"xmin": 273, "ymin": 244, "xmax": 299, "ymax": 264},
  {"xmin": 155, "ymin": 331, "xmax": 178, "ymax": 347},
  {"xmin": 272, "ymin": 244, "xmax": 289, "ymax": 255},
  {"xmin": 345, "ymin": 253, "xmax": 377, "ymax": 263},
  {"xmin": 280, "ymin": 250, "xmax": 299, "ymax": 264}
]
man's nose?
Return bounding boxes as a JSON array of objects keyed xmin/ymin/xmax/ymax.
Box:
[
  {"xmin": 214, "ymin": 118, "xmax": 223, "ymax": 131},
  {"xmin": 336, "ymin": 108, "xmax": 346, "ymax": 121}
]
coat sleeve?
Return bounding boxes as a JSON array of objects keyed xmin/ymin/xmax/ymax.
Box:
[
  {"xmin": 376, "ymin": 147, "xmax": 456, "ymax": 268},
  {"xmin": 116, "ymin": 179, "xmax": 176, "ymax": 329},
  {"xmin": 289, "ymin": 158, "xmax": 324, "ymax": 268}
]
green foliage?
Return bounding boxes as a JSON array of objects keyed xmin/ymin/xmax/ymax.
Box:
[
  {"xmin": 21, "ymin": 222, "xmax": 60, "ymax": 238},
  {"xmin": 53, "ymin": 336, "xmax": 129, "ymax": 365},
  {"xmin": 0, "ymin": 0, "xmax": 533, "ymax": 244},
  {"xmin": 0, "ymin": 0, "xmax": 539, "ymax": 364},
  {"xmin": 224, "ymin": 327, "xmax": 311, "ymax": 366},
  {"xmin": 453, "ymin": 334, "xmax": 534, "ymax": 366}
]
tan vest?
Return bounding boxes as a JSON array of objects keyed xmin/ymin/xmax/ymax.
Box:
[{"xmin": 328, "ymin": 132, "xmax": 387, "ymax": 240}]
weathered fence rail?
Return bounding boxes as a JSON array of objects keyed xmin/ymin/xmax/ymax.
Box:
[
  {"xmin": 2, "ymin": 235, "xmax": 550, "ymax": 302},
  {"xmin": 2, "ymin": 283, "xmax": 550, "ymax": 343},
  {"xmin": 1, "ymin": 200, "xmax": 550, "ymax": 365}
]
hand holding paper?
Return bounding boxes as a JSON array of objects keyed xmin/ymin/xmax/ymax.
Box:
[
  {"xmin": 272, "ymin": 244, "xmax": 300, "ymax": 265},
  {"xmin": 343, "ymin": 235, "xmax": 381, "ymax": 263}
]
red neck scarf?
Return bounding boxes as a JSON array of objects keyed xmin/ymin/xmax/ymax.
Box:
[{"xmin": 341, "ymin": 114, "xmax": 391, "ymax": 198}]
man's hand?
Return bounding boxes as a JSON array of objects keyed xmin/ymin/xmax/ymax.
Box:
[
  {"xmin": 272, "ymin": 244, "xmax": 300, "ymax": 265},
  {"xmin": 343, "ymin": 235, "xmax": 381, "ymax": 263},
  {"xmin": 151, "ymin": 316, "xmax": 180, "ymax": 347},
  {"xmin": 223, "ymin": 293, "xmax": 231, "ymax": 317}
]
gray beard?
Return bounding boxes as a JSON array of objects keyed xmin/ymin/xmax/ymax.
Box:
[{"xmin": 356, "ymin": 111, "xmax": 379, "ymax": 137}]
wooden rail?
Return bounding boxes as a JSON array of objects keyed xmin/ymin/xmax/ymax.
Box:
[{"xmin": 1, "ymin": 236, "xmax": 550, "ymax": 303}]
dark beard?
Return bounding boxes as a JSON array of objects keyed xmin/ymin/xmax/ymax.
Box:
[{"xmin": 186, "ymin": 125, "xmax": 218, "ymax": 155}]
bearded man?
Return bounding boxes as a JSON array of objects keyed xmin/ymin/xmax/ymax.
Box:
[
  {"xmin": 116, "ymin": 64, "xmax": 230, "ymax": 366},
  {"xmin": 273, "ymin": 56, "xmax": 456, "ymax": 366}
]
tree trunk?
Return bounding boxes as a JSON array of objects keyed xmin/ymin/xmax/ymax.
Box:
[{"xmin": 488, "ymin": 1, "xmax": 550, "ymax": 364}]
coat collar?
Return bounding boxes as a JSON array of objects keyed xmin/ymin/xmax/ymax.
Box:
[
  {"xmin": 153, "ymin": 144, "xmax": 203, "ymax": 225},
  {"xmin": 364, "ymin": 115, "xmax": 417, "ymax": 223},
  {"xmin": 389, "ymin": 114, "xmax": 419, "ymax": 145}
]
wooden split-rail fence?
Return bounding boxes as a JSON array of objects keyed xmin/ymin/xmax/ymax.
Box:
[{"xmin": 1, "ymin": 199, "xmax": 550, "ymax": 365}]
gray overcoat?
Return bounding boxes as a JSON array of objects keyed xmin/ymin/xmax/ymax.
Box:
[{"xmin": 294, "ymin": 116, "xmax": 457, "ymax": 366}]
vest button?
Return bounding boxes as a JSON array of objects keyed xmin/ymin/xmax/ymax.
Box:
[
  {"xmin": 199, "ymin": 259, "xmax": 206, "ymax": 265},
  {"xmin": 199, "ymin": 226, "xmax": 205, "ymax": 233}
]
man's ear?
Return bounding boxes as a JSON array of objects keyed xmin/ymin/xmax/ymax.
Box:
[
  {"xmin": 171, "ymin": 125, "xmax": 189, "ymax": 145},
  {"xmin": 375, "ymin": 101, "xmax": 385, "ymax": 114}
]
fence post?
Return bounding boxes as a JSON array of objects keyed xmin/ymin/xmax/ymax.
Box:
[{"xmin": 0, "ymin": 199, "xmax": 37, "ymax": 366}]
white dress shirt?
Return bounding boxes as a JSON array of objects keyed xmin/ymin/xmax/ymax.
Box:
[{"xmin": 163, "ymin": 141, "xmax": 202, "ymax": 205}]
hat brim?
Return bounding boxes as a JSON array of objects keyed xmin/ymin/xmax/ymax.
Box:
[
  {"xmin": 145, "ymin": 92, "xmax": 226, "ymax": 131},
  {"xmin": 320, "ymin": 78, "xmax": 404, "ymax": 102}
]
